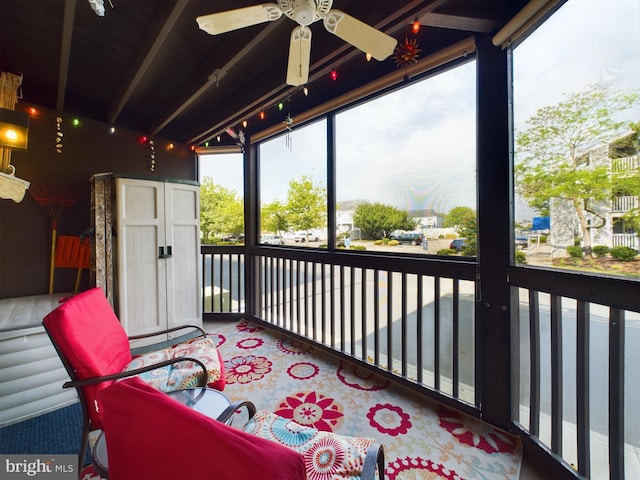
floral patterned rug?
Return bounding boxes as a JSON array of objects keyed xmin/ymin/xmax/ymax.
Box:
[{"xmin": 207, "ymin": 319, "xmax": 523, "ymax": 480}]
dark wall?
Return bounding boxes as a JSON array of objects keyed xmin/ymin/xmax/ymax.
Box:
[{"xmin": 0, "ymin": 105, "xmax": 197, "ymax": 299}]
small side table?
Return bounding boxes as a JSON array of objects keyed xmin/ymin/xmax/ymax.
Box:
[{"xmin": 92, "ymin": 387, "xmax": 231, "ymax": 478}]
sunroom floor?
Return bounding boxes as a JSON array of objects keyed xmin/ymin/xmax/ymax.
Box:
[{"xmin": 205, "ymin": 318, "xmax": 527, "ymax": 479}]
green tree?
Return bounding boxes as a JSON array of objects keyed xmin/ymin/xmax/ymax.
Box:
[
  {"xmin": 352, "ymin": 202, "xmax": 416, "ymax": 240},
  {"xmin": 261, "ymin": 200, "xmax": 289, "ymax": 235},
  {"xmin": 286, "ymin": 175, "xmax": 326, "ymax": 245},
  {"xmin": 445, "ymin": 206, "xmax": 477, "ymax": 255},
  {"xmin": 199, "ymin": 177, "xmax": 244, "ymax": 244},
  {"xmin": 515, "ymin": 85, "xmax": 639, "ymax": 255}
]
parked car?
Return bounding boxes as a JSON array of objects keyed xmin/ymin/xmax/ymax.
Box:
[
  {"xmin": 449, "ymin": 239, "xmax": 467, "ymax": 252},
  {"xmin": 293, "ymin": 230, "xmax": 325, "ymax": 242},
  {"xmin": 515, "ymin": 235, "xmax": 528, "ymax": 249},
  {"xmin": 390, "ymin": 232, "xmax": 424, "ymax": 246},
  {"xmin": 293, "ymin": 232, "xmax": 307, "ymax": 242},
  {"xmin": 260, "ymin": 234, "xmax": 283, "ymax": 245}
]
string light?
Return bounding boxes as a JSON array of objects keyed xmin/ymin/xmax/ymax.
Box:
[
  {"xmin": 17, "ymin": 109, "xmax": 191, "ymax": 156},
  {"xmin": 213, "ymin": 75, "xmax": 323, "ymax": 145},
  {"xmin": 365, "ymin": 53, "xmax": 372, "ymax": 62},
  {"xmin": 412, "ymin": 18, "xmax": 420, "ymax": 34},
  {"xmin": 330, "ymin": 68, "xmax": 338, "ymax": 81}
]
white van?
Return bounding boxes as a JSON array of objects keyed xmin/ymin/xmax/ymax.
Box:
[{"xmin": 260, "ymin": 234, "xmax": 282, "ymax": 245}]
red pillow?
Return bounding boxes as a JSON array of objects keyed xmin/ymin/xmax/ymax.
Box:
[{"xmin": 98, "ymin": 377, "xmax": 306, "ymax": 480}]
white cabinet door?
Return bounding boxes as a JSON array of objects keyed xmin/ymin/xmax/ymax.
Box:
[
  {"xmin": 115, "ymin": 178, "xmax": 201, "ymax": 341},
  {"xmin": 163, "ymin": 181, "xmax": 201, "ymax": 333}
]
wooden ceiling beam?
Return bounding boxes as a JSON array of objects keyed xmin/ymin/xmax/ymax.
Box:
[
  {"xmin": 107, "ymin": 0, "xmax": 189, "ymax": 124},
  {"xmin": 150, "ymin": 21, "xmax": 282, "ymax": 136},
  {"xmin": 418, "ymin": 12, "xmax": 502, "ymax": 33},
  {"xmin": 56, "ymin": 0, "xmax": 76, "ymax": 112}
]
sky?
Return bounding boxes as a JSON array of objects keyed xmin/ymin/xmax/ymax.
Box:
[{"xmin": 200, "ymin": 0, "xmax": 640, "ymax": 221}]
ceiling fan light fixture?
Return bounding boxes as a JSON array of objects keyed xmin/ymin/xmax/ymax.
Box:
[
  {"xmin": 291, "ymin": 0, "xmax": 317, "ymax": 26},
  {"xmin": 198, "ymin": 0, "xmax": 396, "ymax": 86}
]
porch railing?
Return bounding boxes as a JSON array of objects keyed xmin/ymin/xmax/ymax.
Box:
[
  {"xmin": 201, "ymin": 245, "xmax": 478, "ymax": 413},
  {"xmin": 612, "ymin": 233, "xmax": 639, "ymax": 250},
  {"xmin": 509, "ymin": 267, "xmax": 640, "ymax": 480},
  {"xmin": 611, "ymin": 195, "xmax": 638, "ymax": 213},
  {"xmin": 611, "ymin": 155, "xmax": 639, "ymax": 174}
]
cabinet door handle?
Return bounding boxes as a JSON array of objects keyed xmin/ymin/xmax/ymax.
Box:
[
  {"xmin": 159, "ymin": 246, "xmax": 173, "ymax": 259},
  {"xmin": 166, "ymin": 245, "xmax": 172, "ymax": 258}
]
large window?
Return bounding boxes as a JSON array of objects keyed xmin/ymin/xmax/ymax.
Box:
[
  {"xmin": 336, "ymin": 61, "xmax": 477, "ymax": 256},
  {"xmin": 199, "ymin": 152, "xmax": 244, "ymax": 244},
  {"xmin": 512, "ymin": 0, "xmax": 640, "ymax": 277},
  {"xmin": 258, "ymin": 119, "xmax": 327, "ymax": 246},
  {"xmin": 512, "ymin": 2, "xmax": 640, "ymax": 478}
]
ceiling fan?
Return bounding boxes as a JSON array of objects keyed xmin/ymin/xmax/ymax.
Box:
[{"xmin": 196, "ymin": 0, "xmax": 398, "ymax": 87}]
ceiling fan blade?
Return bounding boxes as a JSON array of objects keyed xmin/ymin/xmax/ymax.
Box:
[
  {"xmin": 196, "ymin": 4, "xmax": 283, "ymax": 35},
  {"xmin": 323, "ymin": 10, "xmax": 397, "ymax": 61},
  {"xmin": 286, "ymin": 26, "xmax": 312, "ymax": 86}
]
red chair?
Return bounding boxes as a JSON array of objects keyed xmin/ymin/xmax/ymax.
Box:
[
  {"xmin": 96, "ymin": 377, "xmax": 385, "ymax": 480},
  {"xmin": 97, "ymin": 377, "xmax": 306, "ymax": 480},
  {"xmin": 42, "ymin": 287, "xmax": 225, "ymax": 473},
  {"xmin": 52, "ymin": 235, "xmax": 91, "ymax": 293}
]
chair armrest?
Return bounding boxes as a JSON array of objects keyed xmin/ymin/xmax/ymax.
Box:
[
  {"xmin": 128, "ymin": 324, "xmax": 206, "ymax": 341},
  {"xmin": 362, "ymin": 443, "xmax": 385, "ymax": 480},
  {"xmin": 215, "ymin": 400, "xmax": 257, "ymax": 425},
  {"xmin": 129, "ymin": 325, "xmax": 208, "ymax": 356},
  {"xmin": 62, "ymin": 356, "xmax": 209, "ymax": 388}
]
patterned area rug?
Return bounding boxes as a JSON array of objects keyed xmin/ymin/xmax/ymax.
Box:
[{"xmin": 207, "ymin": 320, "xmax": 523, "ymax": 480}]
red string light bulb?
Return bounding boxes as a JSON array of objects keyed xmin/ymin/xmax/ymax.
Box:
[{"xmin": 412, "ymin": 18, "xmax": 420, "ymax": 34}]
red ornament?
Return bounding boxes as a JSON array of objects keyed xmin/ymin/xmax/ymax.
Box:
[{"xmin": 393, "ymin": 38, "xmax": 422, "ymax": 68}]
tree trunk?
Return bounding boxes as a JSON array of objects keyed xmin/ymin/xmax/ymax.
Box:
[{"xmin": 574, "ymin": 200, "xmax": 592, "ymax": 255}]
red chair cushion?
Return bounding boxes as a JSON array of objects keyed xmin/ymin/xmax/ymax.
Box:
[
  {"xmin": 43, "ymin": 288, "xmax": 132, "ymax": 428},
  {"xmin": 98, "ymin": 378, "xmax": 306, "ymax": 480}
]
